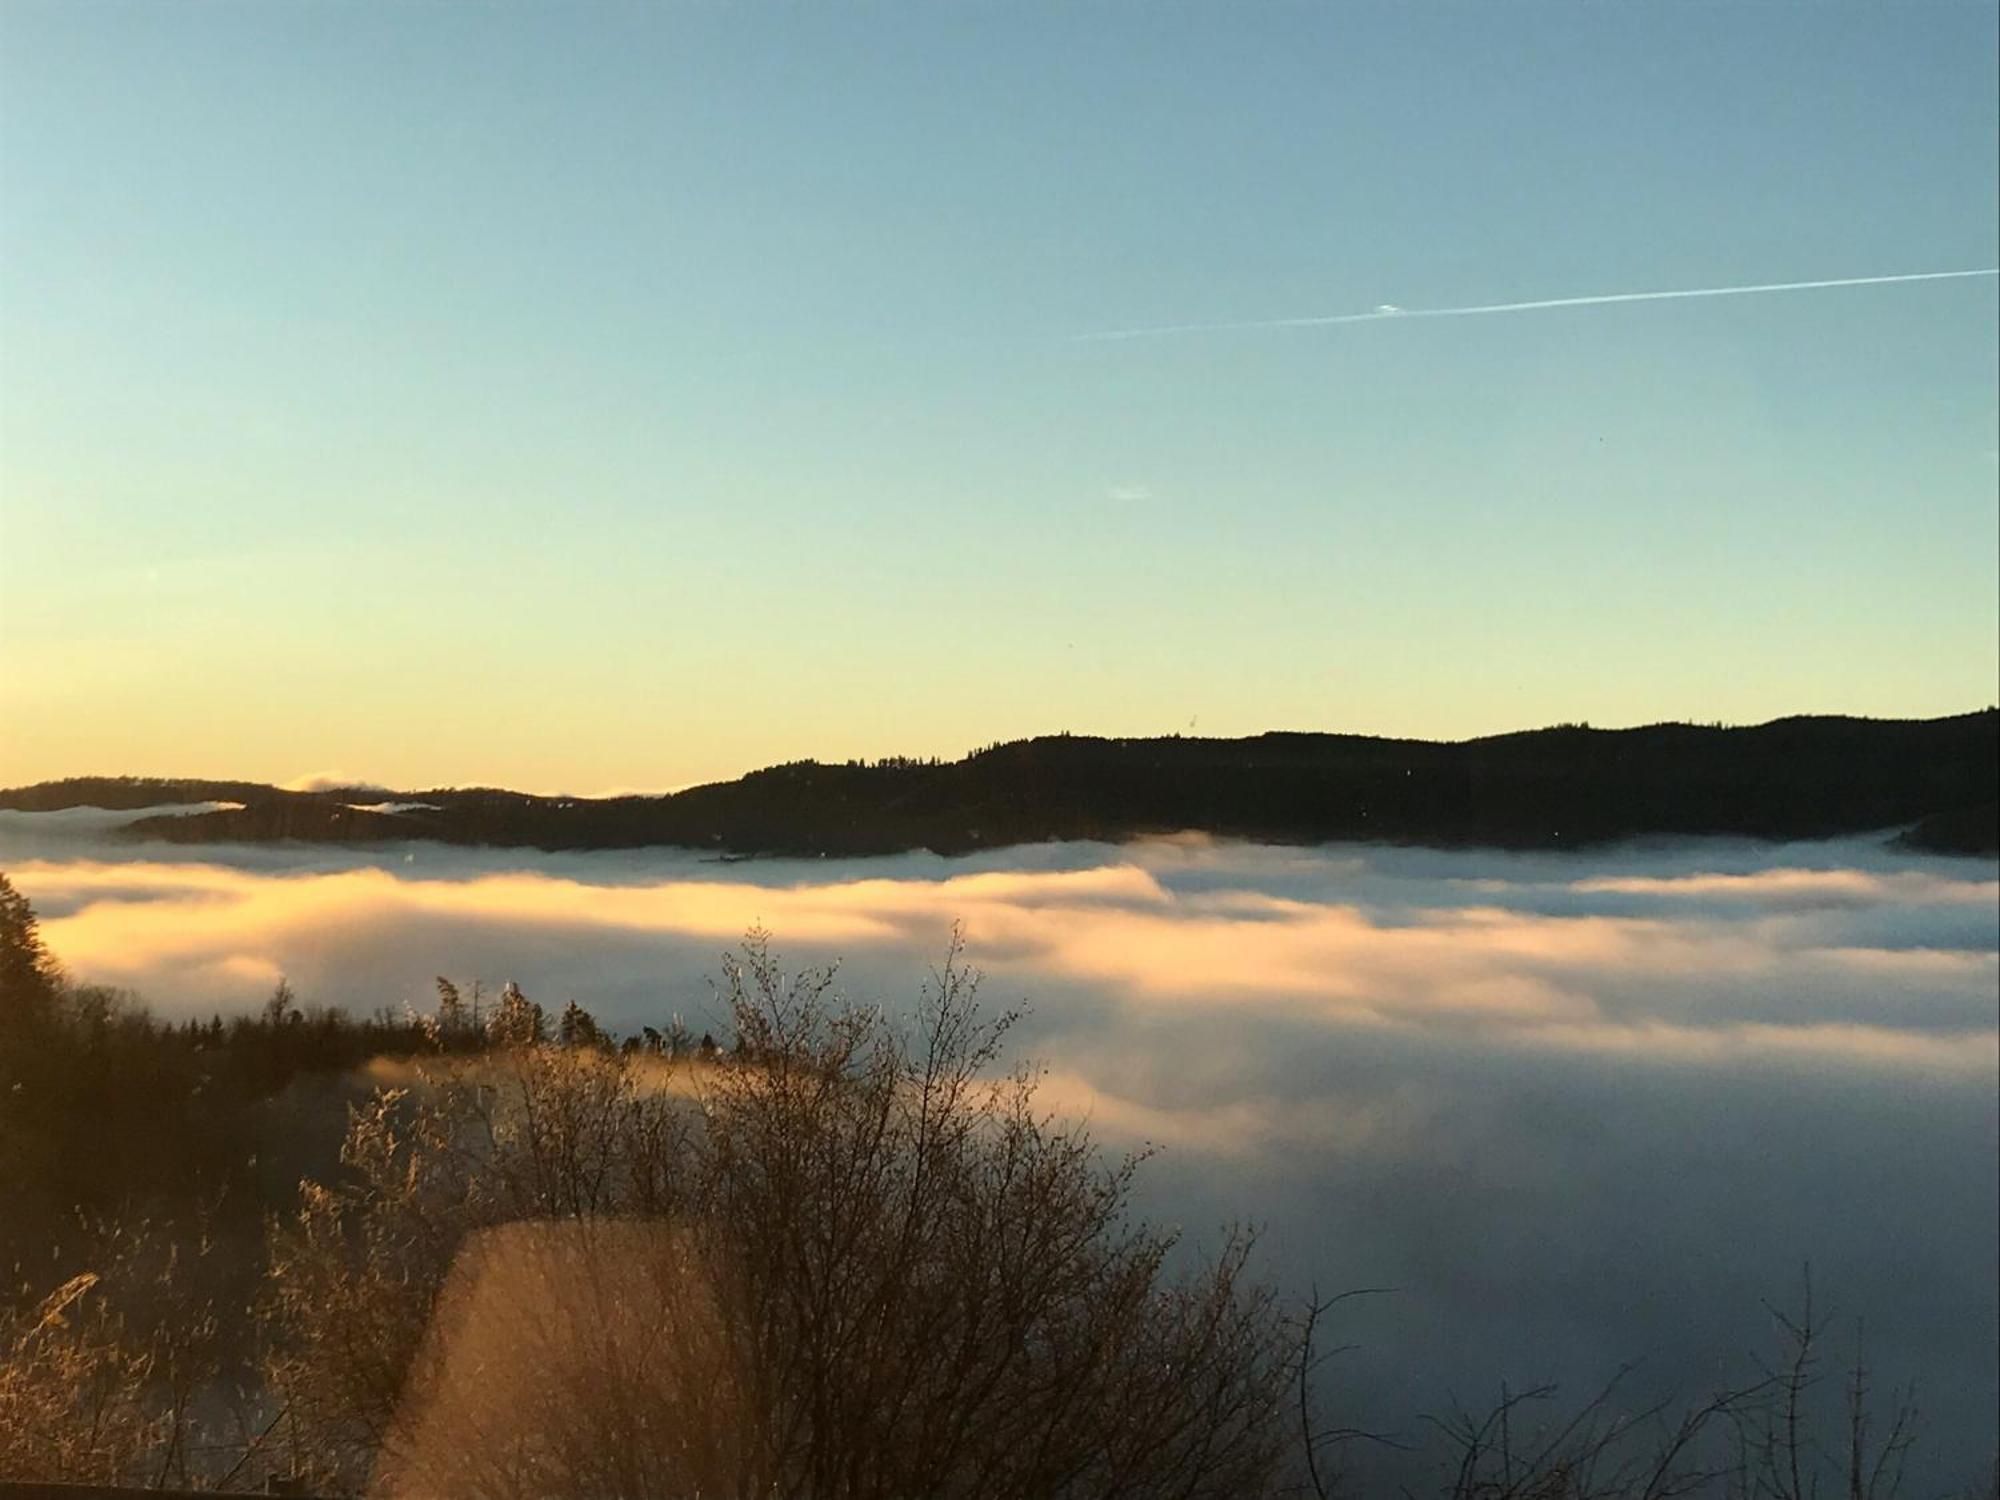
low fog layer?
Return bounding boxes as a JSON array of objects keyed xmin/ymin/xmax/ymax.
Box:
[{"xmin": 5, "ymin": 811, "xmax": 1995, "ymax": 1485}]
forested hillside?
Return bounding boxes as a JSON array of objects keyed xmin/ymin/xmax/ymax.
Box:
[{"xmin": 5, "ymin": 711, "xmax": 1994, "ymax": 857}]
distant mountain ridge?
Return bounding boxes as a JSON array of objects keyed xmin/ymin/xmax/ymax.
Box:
[{"xmin": 4, "ymin": 712, "xmax": 1995, "ymax": 857}]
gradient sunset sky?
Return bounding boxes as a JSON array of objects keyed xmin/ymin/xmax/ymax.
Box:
[{"xmin": 3, "ymin": 1, "xmax": 1996, "ymax": 793}]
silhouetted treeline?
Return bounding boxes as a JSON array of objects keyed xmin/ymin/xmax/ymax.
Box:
[
  {"xmin": 5, "ymin": 711, "xmax": 1995, "ymax": 856},
  {"xmin": 0, "ymin": 877, "xmax": 500, "ymax": 1289},
  {"xmin": 0, "ymin": 777, "xmax": 296, "ymax": 813},
  {"xmin": 0, "ymin": 874, "xmax": 731, "ymax": 1299}
]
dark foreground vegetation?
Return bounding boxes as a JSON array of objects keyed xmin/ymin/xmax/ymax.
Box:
[
  {"xmin": 4, "ymin": 711, "xmax": 1996, "ymax": 858},
  {"xmin": 0, "ymin": 874, "xmax": 1987, "ymax": 1498}
]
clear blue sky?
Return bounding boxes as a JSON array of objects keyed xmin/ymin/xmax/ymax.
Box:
[{"xmin": 3, "ymin": 1, "xmax": 1995, "ymax": 791}]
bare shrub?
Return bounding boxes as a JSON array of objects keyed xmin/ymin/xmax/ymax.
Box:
[
  {"xmin": 0, "ymin": 1215, "xmax": 239, "ymax": 1487},
  {"xmin": 0, "ymin": 1270, "xmax": 155, "ymax": 1484},
  {"xmin": 1333, "ymin": 1275, "xmax": 1934, "ymax": 1500},
  {"xmin": 368, "ymin": 1221, "xmax": 762, "ymax": 1499},
  {"xmin": 263, "ymin": 1043, "xmax": 701, "ymax": 1489},
  {"xmin": 264, "ymin": 931, "xmax": 1300, "ymax": 1499}
]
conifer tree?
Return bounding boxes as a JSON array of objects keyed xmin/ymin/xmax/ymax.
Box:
[{"xmin": 0, "ymin": 873, "xmax": 60, "ymax": 1025}]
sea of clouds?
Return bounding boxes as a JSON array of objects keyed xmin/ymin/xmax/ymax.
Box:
[{"xmin": 3, "ymin": 809, "xmax": 1995, "ymax": 1486}]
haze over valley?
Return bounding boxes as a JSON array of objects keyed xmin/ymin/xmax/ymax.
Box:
[{"xmin": 6, "ymin": 792, "xmax": 1996, "ymax": 1487}]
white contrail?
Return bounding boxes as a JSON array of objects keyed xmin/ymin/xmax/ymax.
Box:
[{"xmin": 1079, "ymin": 267, "xmax": 2000, "ymax": 342}]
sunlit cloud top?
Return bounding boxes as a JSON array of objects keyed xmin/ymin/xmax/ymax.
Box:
[{"xmin": 3, "ymin": 814, "xmax": 1993, "ymax": 1479}]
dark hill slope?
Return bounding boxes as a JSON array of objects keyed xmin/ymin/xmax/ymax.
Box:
[
  {"xmin": 0, "ymin": 776, "xmax": 285, "ymax": 812},
  {"xmin": 4, "ymin": 712, "xmax": 1993, "ymax": 857}
]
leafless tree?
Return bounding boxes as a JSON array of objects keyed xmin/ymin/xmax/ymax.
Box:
[{"xmin": 264, "ymin": 929, "xmax": 1301, "ymax": 1499}]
